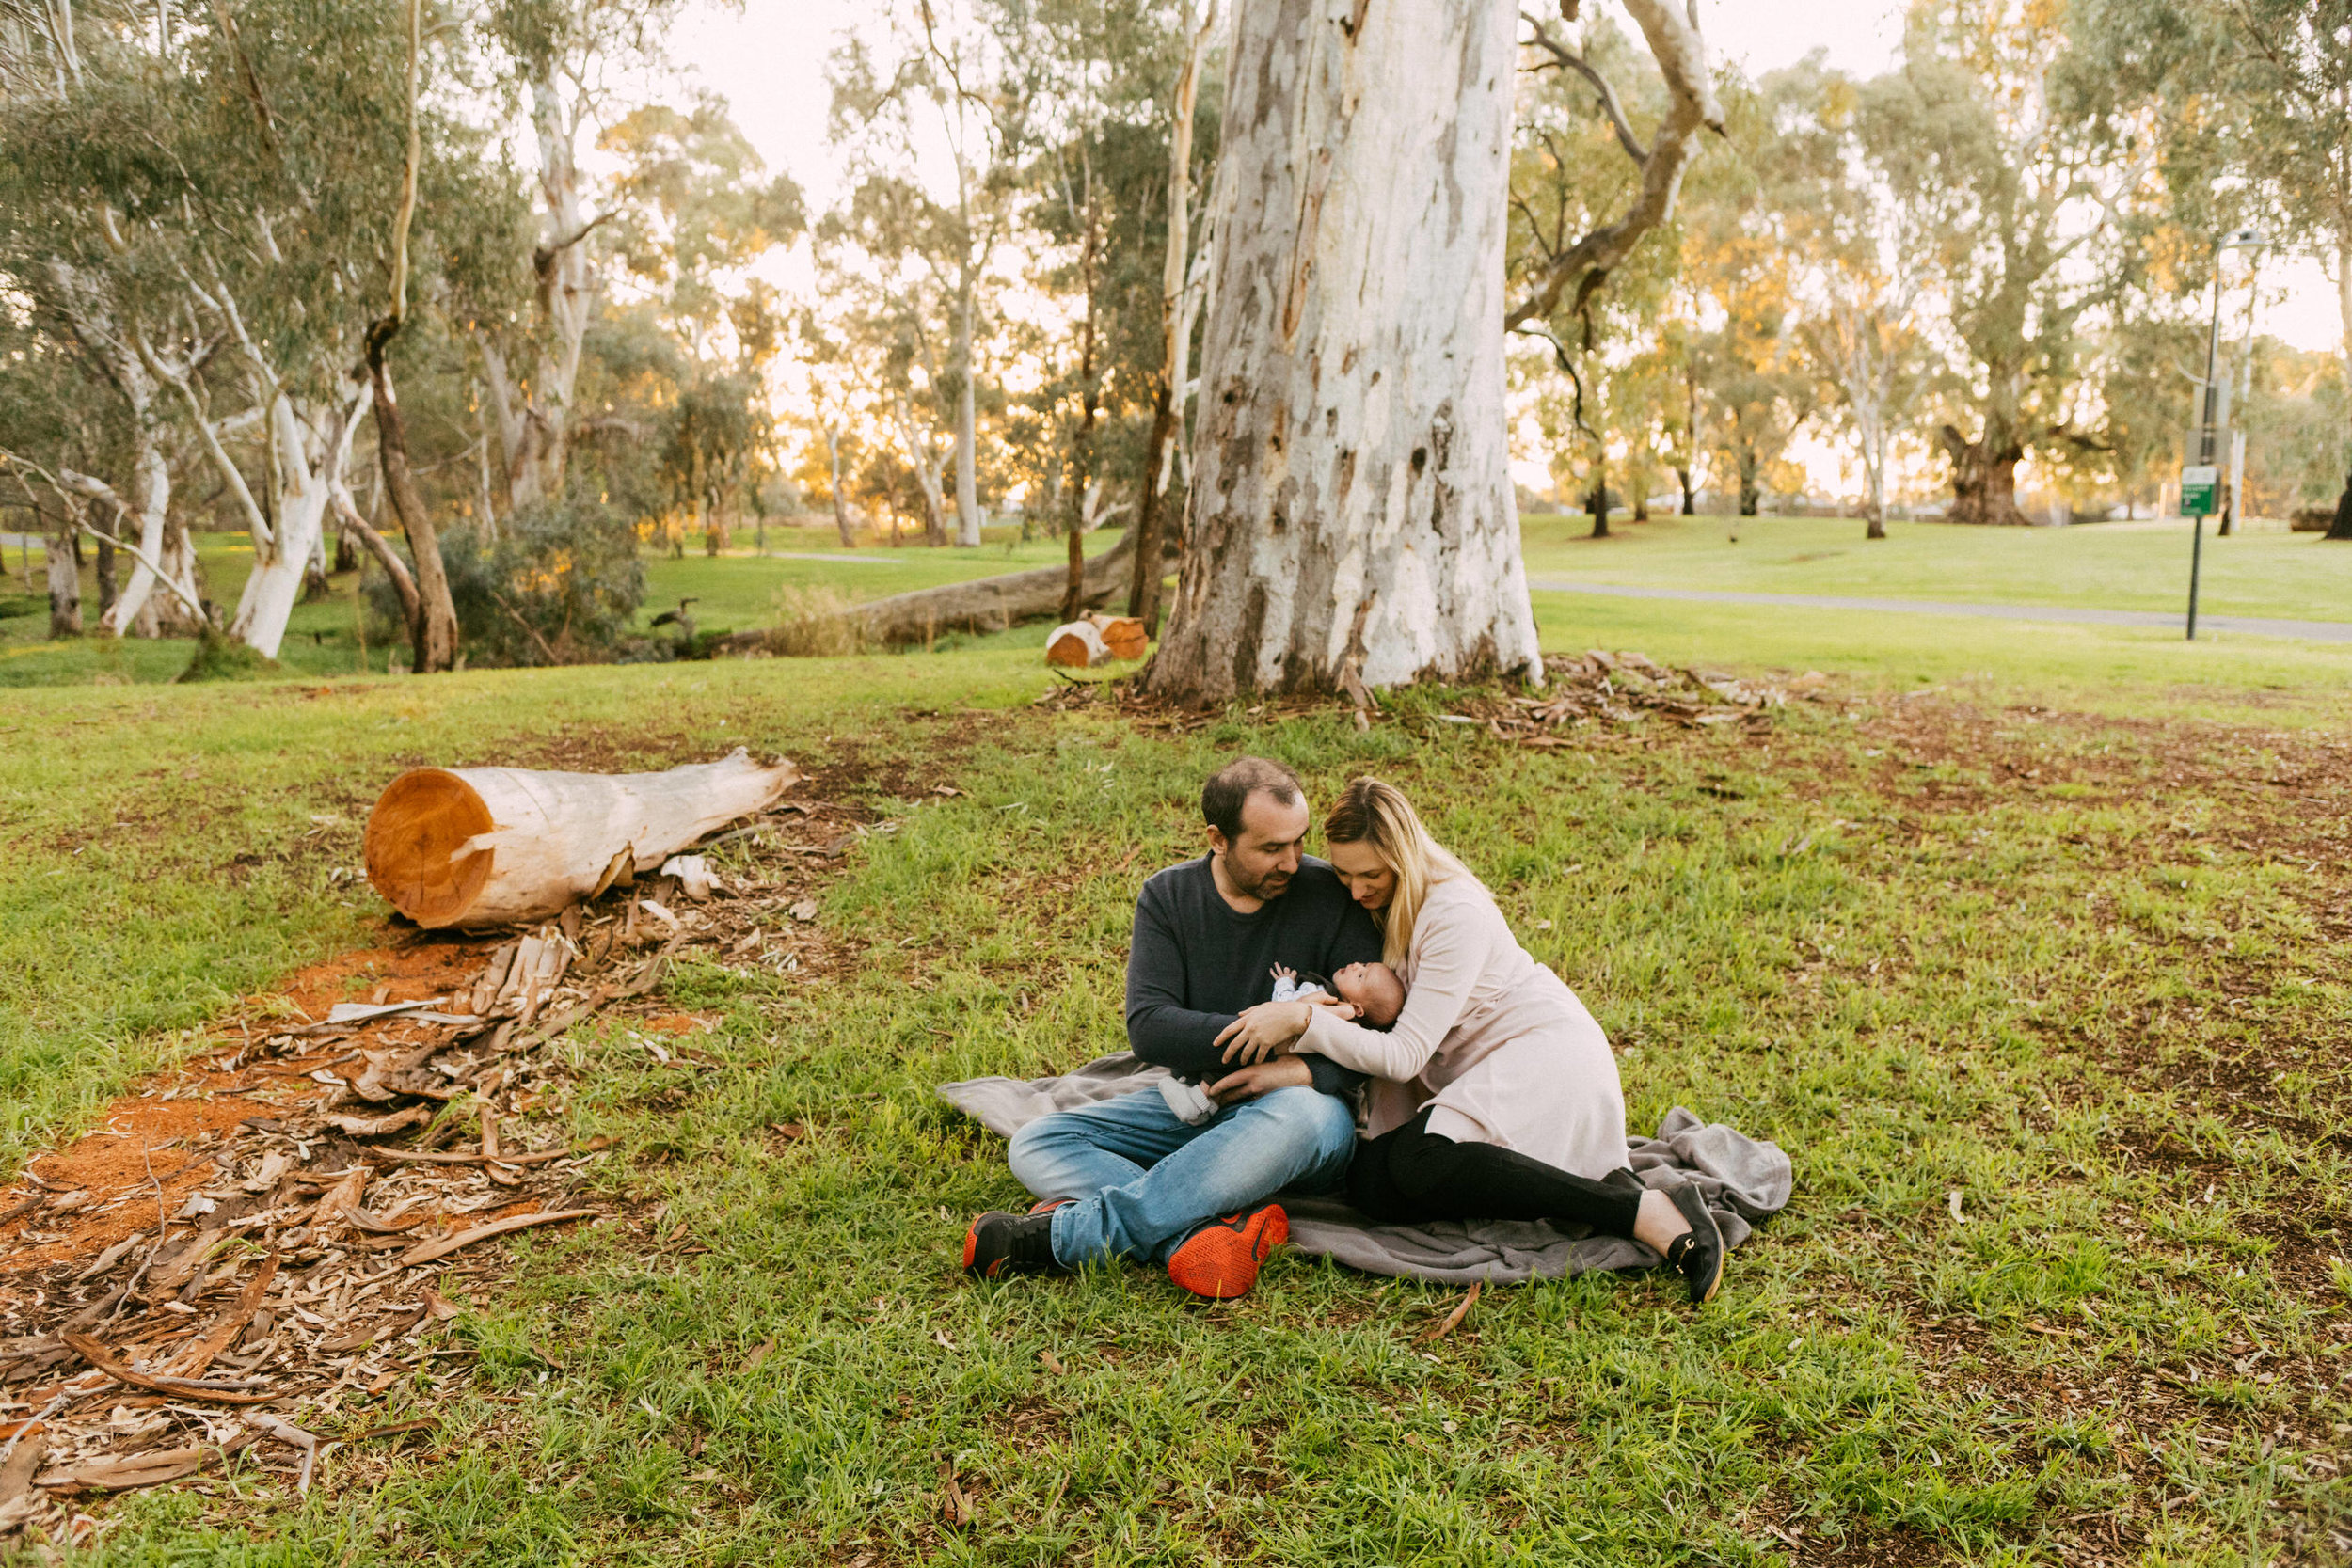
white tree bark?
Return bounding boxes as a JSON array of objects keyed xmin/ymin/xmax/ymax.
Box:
[
  {"xmin": 226, "ymin": 388, "xmax": 369, "ymax": 657},
  {"xmin": 480, "ymin": 70, "xmax": 597, "ymax": 511},
  {"xmin": 36, "ymin": 259, "xmax": 199, "ymax": 636},
  {"xmin": 1149, "ymin": 0, "xmax": 1540, "ymax": 701},
  {"xmin": 892, "ymin": 388, "xmax": 952, "ymax": 545},
  {"xmin": 952, "ymin": 278, "xmax": 983, "ymax": 546},
  {"xmin": 45, "ymin": 518, "xmax": 81, "ymax": 636}
]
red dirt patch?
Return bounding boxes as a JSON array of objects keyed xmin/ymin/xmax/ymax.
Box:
[
  {"xmin": 1, "ymin": 934, "xmax": 513, "ymax": 1277},
  {"xmin": 267, "ymin": 937, "xmax": 501, "ymax": 1021}
]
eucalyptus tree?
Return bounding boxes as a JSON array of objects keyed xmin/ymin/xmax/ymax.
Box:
[
  {"xmin": 1000, "ymin": 0, "xmax": 1202, "ymax": 619},
  {"xmin": 602, "ymin": 97, "xmax": 803, "ymax": 550},
  {"xmin": 1149, "ymin": 0, "xmax": 1721, "ymax": 703},
  {"xmin": 1757, "ymin": 56, "xmax": 1933, "ymax": 535},
  {"xmin": 479, "ymin": 0, "xmax": 693, "ymax": 515},
  {"xmin": 1862, "ymin": 0, "xmax": 2159, "ymax": 526},
  {"xmin": 0, "ymin": 0, "xmax": 208, "ymax": 636},
  {"xmin": 828, "ymin": 1, "xmax": 1033, "ymax": 546}
]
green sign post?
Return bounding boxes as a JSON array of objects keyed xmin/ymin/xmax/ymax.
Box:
[
  {"xmin": 2180, "ymin": 464, "xmax": 2219, "ymax": 517},
  {"xmin": 2183, "ymin": 464, "xmax": 2217, "ymax": 641}
]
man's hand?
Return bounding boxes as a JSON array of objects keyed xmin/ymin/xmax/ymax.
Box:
[
  {"xmin": 1207, "ymin": 1054, "xmax": 1312, "ymax": 1104},
  {"xmin": 1215, "ymin": 999, "xmax": 1314, "ymax": 1065}
]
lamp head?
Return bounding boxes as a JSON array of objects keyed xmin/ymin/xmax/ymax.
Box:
[{"xmin": 2221, "ymin": 228, "xmax": 2268, "ymax": 251}]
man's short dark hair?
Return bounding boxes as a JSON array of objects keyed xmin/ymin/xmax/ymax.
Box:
[{"xmin": 1202, "ymin": 756, "xmax": 1305, "ymax": 842}]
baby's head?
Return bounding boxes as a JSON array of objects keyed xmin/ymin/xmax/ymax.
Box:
[{"xmin": 1331, "ymin": 960, "xmax": 1406, "ymax": 1026}]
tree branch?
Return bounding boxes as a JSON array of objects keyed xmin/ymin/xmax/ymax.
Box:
[
  {"xmin": 135, "ymin": 326, "xmax": 276, "ymax": 548},
  {"xmin": 1505, "ymin": 0, "xmax": 1724, "ymax": 331},
  {"xmin": 1522, "ymin": 13, "xmax": 1647, "ymax": 162}
]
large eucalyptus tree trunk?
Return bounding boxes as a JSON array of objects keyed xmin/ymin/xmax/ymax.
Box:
[
  {"xmin": 1148, "ymin": 0, "xmax": 1540, "ymax": 702},
  {"xmin": 1938, "ymin": 422, "xmax": 2029, "ymax": 527}
]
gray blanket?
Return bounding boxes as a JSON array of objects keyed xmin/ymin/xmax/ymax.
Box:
[{"xmin": 937, "ymin": 1052, "xmax": 1792, "ymax": 1284}]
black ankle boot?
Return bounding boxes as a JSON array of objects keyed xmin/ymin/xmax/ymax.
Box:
[{"xmin": 1662, "ymin": 1183, "xmax": 1724, "ymax": 1304}]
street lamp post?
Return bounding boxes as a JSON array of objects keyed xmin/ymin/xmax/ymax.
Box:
[{"xmin": 2185, "ymin": 228, "xmax": 2266, "ymax": 641}]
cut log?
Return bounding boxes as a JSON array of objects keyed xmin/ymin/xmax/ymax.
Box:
[
  {"xmin": 1046, "ymin": 620, "xmax": 1111, "ymax": 668},
  {"xmin": 1046, "ymin": 614, "xmax": 1145, "ymax": 668},
  {"xmin": 854, "ymin": 528, "xmax": 1137, "ymax": 646},
  {"xmin": 1091, "ymin": 613, "xmax": 1146, "ymax": 660},
  {"xmin": 364, "ymin": 749, "xmax": 799, "ymax": 929}
]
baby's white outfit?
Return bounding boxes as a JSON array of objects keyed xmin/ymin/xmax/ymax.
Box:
[{"xmin": 1157, "ymin": 974, "xmax": 1334, "ymax": 1126}]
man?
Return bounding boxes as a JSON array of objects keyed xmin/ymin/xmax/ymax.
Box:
[{"xmin": 962, "ymin": 756, "xmax": 1384, "ymax": 1297}]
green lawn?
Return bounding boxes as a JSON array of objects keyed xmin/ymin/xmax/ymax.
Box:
[
  {"xmin": 4, "ymin": 620, "xmax": 2347, "ymax": 1563},
  {"xmin": 8, "ymin": 516, "xmax": 2352, "ymax": 690},
  {"xmin": 1520, "ymin": 512, "xmax": 2352, "ymax": 624}
]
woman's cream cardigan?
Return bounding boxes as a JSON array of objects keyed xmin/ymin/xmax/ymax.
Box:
[{"xmin": 1296, "ymin": 875, "xmax": 1629, "ymax": 1181}]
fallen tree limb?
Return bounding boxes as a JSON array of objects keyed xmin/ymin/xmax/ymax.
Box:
[
  {"xmin": 363, "ymin": 749, "xmax": 799, "ymax": 928},
  {"xmin": 851, "ymin": 528, "xmax": 1141, "ymax": 646}
]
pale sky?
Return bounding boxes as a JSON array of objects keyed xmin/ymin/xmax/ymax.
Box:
[{"xmin": 680, "ymin": 0, "xmax": 2342, "ymax": 356}]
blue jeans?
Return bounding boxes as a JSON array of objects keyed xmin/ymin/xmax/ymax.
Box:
[{"xmin": 1007, "ymin": 1085, "xmax": 1357, "ymax": 1267}]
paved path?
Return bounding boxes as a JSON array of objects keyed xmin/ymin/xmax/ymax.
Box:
[
  {"xmin": 762, "ymin": 552, "xmax": 910, "ymax": 566},
  {"xmin": 1528, "ymin": 579, "xmax": 2352, "ymax": 644}
]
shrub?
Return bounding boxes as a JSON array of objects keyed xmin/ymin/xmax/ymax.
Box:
[
  {"xmin": 178, "ymin": 626, "xmax": 280, "ymax": 683},
  {"xmin": 767, "ymin": 583, "xmax": 866, "ymax": 657},
  {"xmin": 363, "ymin": 497, "xmax": 646, "ymax": 667}
]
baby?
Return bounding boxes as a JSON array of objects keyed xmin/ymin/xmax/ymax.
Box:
[{"xmin": 1158, "ymin": 959, "xmax": 1408, "ymax": 1124}]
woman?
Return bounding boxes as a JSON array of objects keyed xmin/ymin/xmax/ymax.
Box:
[{"xmin": 1212, "ymin": 777, "xmax": 1726, "ymax": 1303}]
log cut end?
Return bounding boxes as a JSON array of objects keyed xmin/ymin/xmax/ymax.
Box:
[{"xmin": 364, "ymin": 768, "xmax": 497, "ymax": 927}]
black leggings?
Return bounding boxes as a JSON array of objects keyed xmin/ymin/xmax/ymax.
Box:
[{"xmin": 1345, "ymin": 1109, "xmax": 1644, "ymax": 1238}]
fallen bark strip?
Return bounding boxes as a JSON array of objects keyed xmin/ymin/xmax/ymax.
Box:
[
  {"xmin": 167, "ymin": 1250, "xmax": 279, "ymax": 1379},
  {"xmin": 60, "ymin": 1333, "xmax": 279, "ymax": 1405},
  {"xmin": 395, "ymin": 1209, "xmax": 596, "ymax": 1268},
  {"xmin": 367, "ymin": 1147, "xmax": 579, "ymax": 1168}
]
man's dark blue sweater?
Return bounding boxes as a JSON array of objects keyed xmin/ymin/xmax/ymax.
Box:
[{"xmin": 1123, "ymin": 854, "xmax": 1384, "ymax": 1099}]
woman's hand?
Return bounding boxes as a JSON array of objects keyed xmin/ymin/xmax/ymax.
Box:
[
  {"xmin": 1206, "ymin": 1055, "xmax": 1312, "ymax": 1104},
  {"xmin": 1215, "ymin": 1000, "xmax": 1314, "ymax": 1065}
]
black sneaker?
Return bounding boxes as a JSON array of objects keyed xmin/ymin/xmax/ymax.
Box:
[
  {"xmin": 1662, "ymin": 1183, "xmax": 1724, "ymax": 1304},
  {"xmin": 962, "ymin": 1210, "xmax": 1066, "ymax": 1279}
]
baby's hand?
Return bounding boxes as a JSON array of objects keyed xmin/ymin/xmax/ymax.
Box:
[{"xmin": 1271, "ymin": 963, "xmax": 1296, "ymax": 981}]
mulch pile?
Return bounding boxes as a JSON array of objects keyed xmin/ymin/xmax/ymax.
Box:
[{"xmin": 0, "ymin": 778, "xmax": 860, "ymax": 1551}]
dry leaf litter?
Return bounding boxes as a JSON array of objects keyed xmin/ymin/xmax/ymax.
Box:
[{"xmin": 1032, "ymin": 649, "xmax": 1825, "ymax": 736}]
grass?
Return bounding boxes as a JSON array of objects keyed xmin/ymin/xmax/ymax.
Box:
[
  {"xmin": 5, "ymin": 612, "xmax": 2349, "ymax": 1563},
  {"xmin": 1519, "ymin": 512, "xmax": 2352, "ymax": 624}
]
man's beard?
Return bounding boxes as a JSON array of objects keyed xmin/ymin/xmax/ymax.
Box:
[{"xmin": 1229, "ymin": 861, "xmax": 1292, "ymax": 900}]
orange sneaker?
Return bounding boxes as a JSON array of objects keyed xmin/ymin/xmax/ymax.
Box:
[{"xmin": 1166, "ymin": 1204, "xmax": 1290, "ymax": 1299}]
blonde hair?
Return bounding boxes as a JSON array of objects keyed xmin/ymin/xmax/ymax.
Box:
[{"xmin": 1322, "ymin": 777, "xmax": 1471, "ymax": 968}]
